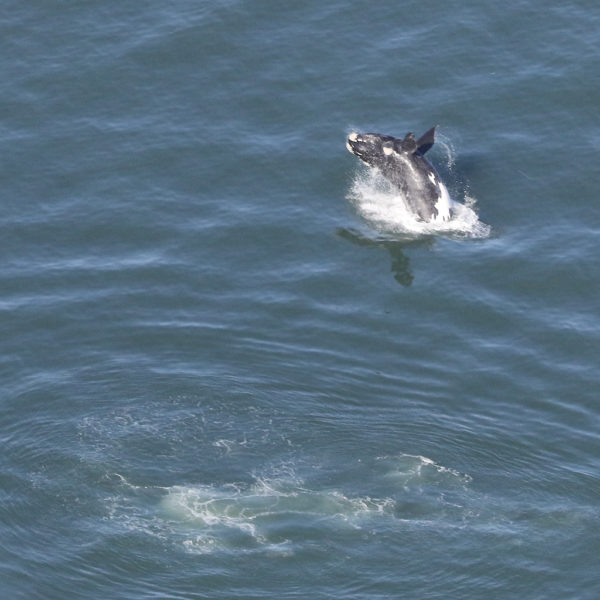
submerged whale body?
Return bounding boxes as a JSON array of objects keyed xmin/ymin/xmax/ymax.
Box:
[{"xmin": 346, "ymin": 127, "xmax": 452, "ymax": 222}]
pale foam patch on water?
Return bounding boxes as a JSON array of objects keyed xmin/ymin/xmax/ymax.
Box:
[
  {"xmin": 159, "ymin": 477, "xmax": 394, "ymax": 554},
  {"xmin": 348, "ymin": 166, "xmax": 491, "ymax": 240},
  {"xmin": 101, "ymin": 455, "xmax": 595, "ymax": 558},
  {"xmin": 155, "ymin": 455, "xmax": 472, "ymax": 554},
  {"xmin": 376, "ymin": 454, "xmax": 473, "ymax": 484}
]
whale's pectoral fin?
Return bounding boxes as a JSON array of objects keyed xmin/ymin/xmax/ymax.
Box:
[{"xmin": 415, "ymin": 127, "xmax": 436, "ymax": 156}]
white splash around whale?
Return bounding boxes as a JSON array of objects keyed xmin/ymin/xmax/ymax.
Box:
[{"xmin": 348, "ymin": 166, "xmax": 490, "ymax": 239}]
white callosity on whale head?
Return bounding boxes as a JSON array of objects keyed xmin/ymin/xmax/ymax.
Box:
[{"xmin": 346, "ymin": 132, "xmax": 360, "ymax": 154}]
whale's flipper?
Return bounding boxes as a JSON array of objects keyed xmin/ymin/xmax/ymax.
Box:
[{"xmin": 415, "ymin": 127, "xmax": 435, "ymax": 156}]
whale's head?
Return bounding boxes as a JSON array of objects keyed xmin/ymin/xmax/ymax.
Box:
[{"xmin": 346, "ymin": 132, "xmax": 399, "ymax": 168}]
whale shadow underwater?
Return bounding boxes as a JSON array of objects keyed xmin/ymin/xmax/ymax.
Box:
[{"xmin": 336, "ymin": 227, "xmax": 435, "ymax": 287}]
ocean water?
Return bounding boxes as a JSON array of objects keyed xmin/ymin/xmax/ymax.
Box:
[{"xmin": 1, "ymin": 1, "xmax": 599, "ymax": 598}]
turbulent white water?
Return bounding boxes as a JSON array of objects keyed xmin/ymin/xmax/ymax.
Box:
[
  {"xmin": 155, "ymin": 454, "xmax": 473, "ymax": 554},
  {"xmin": 347, "ymin": 163, "xmax": 491, "ymax": 239}
]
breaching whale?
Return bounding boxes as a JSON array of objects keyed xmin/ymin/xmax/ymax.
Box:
[{"xmin": 346, "ymin": 127, "xmax": 452, "ymax": 222}]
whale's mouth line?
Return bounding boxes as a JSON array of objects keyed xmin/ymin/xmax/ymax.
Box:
[{"xmin": 346, "ymin": 139, "xmax": 368, "ymax": 162}]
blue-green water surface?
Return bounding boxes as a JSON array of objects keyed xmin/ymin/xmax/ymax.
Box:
[{"xmin": 1, "ymin": 2, "xmax": 599, "ymax": 599}]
